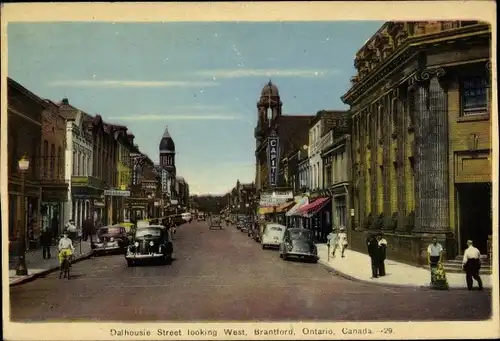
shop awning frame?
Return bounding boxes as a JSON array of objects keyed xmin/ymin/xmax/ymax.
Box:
[
  {"xmin": 285, "ymin": 197, "xmax": 309, "ymax": 216},
  {"xmin": 296, "ymin": 197, "xmax": 331, "ymax": 217},
  {"xmin": 275, "ymin": 200, "xmax": 295, "ymax": 213}
]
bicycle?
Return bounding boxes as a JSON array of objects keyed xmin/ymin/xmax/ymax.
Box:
[{"xmin": 59, "ymin": 251, "xmax": 71, "ymax": 280}]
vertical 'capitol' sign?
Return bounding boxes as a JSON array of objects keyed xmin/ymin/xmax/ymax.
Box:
[
  {"xmin": 161, "ymin": 169, "xmax": 168, "ymax": 193},
  {"xmin": 267, "ymin": 134, "xmax": 280, "ymax": 187}
]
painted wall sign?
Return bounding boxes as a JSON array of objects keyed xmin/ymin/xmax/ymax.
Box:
[{"xmin": 267, "ymin": 135, "xmax": 280, "ymax": 187}]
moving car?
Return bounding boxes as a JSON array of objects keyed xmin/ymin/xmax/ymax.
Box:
[
  {"xmin": 181, "ymin": 212, "xmax": 192, "ymax": 223},
  {"xmin": 93, "ymin": 225, "xmax": 129, "ymax": 255},
  {"xmin": 279, "ymin": 228, "xmax": 318, "ymax": 263},
  {"xmin": 125, "ymin": 225, "xmax": 173, "ymax": 266},
  {"xmin": 261, "ymin": 223, "xmax": 286, "ymax": 249}
]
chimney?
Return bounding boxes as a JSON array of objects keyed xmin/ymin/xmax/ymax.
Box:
[{"xmin": 61, "ymin": 98, "xmax": 69, "ymax": 105}]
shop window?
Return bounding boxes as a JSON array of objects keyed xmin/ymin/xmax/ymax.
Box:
[{"xmin": 461, "ymin": 75, "xmax": 489, "ymax": 116}]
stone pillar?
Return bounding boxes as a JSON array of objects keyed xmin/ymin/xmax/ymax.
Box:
[{"xmin": 413, "ymin": 68, "xmax": 449, "ymax": 234}]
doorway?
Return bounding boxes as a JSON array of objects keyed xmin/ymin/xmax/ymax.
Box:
[{"xmin": 457, "ymin": 182, "xmax": 492, "ymax": 254}]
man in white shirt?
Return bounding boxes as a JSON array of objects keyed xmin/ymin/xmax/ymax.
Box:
[
  {"xmin": 58, "ymin": 232, "xmax": 75, "ymax": 266},
  {"xmin": 427, "ymin": 237, "xmax": 443, "ymax": 266},
  {"xmin": 462, "ymin": 240, "xmax": 483, "ymax": 291}
]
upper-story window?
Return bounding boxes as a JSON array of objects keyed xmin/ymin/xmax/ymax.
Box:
[
  {"xmin": 43, "ymin": 140, "xmax": 48, "ymax": 178},
  {"xmin": 461, "ymin": 75, "xmax": 489, "ymax": 116},
  {"xmin": 50, "ymin": 144, "xmax": 55, "ymax": 179}
]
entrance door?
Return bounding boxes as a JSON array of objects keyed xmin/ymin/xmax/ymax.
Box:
[{"xmin": 458, "ymin": 182, "xmax": 492, "ymax": 254}]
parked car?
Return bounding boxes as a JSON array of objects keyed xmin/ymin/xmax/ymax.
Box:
[
  {"xmin": 93, "ymin": 225, "xmax": 129, "ymax": 255},
  {"xmin": 279, "ymin": 228, "xmax": 318, "ymax": 263},
  {"xmin": 261, "ymin": 223, "xmax": 286, "ymax": 249},
  {"xmin": 125, "ymin": 225, "xmax": 173, "ymax": 266}
]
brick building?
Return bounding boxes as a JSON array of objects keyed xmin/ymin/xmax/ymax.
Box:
[
  {"xmin": 40, "ymin": 100, "xmax": 69, "ymax": 235},
  {"xmin": 7, "ymin": 78, "xmax": 43, "ymax": 246},
  {"xmin": 341, "ymin": 21, "xmax": 492, "ymax": 265}
]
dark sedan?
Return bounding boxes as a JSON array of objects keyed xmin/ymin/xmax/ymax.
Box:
[
  {"xmin": 92, "ymin": 225, "xmax": 129, "ymax": 255},
  {"xmin": 279, "ymin": 228, "xmax": 318, "ymax": 263},
  {"xmin": 125, "ymin": 225, "xmax": 173, "ymax": 266}
]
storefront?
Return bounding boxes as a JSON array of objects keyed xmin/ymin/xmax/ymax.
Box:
[
  {"xmin": 71, "ymin": 176, "xmax": 107, "ymax": 229},
  {"xmin": 125, "ymin": 198, "xmax": 149, "ymax": 221},
  {"xmin": 41, "ymin": 183, "xmax": 68, "ymax": 236},
  {"xmin": 285, "ymin": 196, "xmax": 309, "ymax": 228},
  {"xmin": 294, "ymin": 196, "xmax": 332, "ymax": 242},
  {"xmin": 8, "ymin": 177, "xmax": 41, "ymax": 247}
]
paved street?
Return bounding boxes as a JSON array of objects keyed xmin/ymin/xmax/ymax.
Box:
[{"xmin": 10, "ymin": 221, "xmax": 492, "ymax": 322}]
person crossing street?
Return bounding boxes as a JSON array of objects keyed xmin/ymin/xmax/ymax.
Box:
[{"xmin": 462, "ymin": 240, "xmax": 483, "ymax": 291}]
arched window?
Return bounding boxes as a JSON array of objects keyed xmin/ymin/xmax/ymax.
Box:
[{"xmin": 43, "ymin": 140, "xmax": 48, "ymax": 179}]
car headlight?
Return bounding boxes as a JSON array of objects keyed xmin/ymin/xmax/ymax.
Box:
[
  {"xmin": 134, "ymin": 242, "xmax": 139, "ymax": 247},
  {"xmin": 286, "ymin": 243, "xmax": 293, "ymax": 251},
  {"xmin": 149, "ymin": 241, "xmax": 154, "ymax": 246},
  {"xmin": 97, "ymin": 238, "xmax": 101, "ymax": 243},
  {"xmin": 110, "ymin": 237, "xmax": 114, "ymax": 242}
]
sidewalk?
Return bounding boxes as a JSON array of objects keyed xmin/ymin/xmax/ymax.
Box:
[
  {"xmin": 316, "ymin": 244, "xmax": 493, "ymax": 289},
  {"xmin": 9, "ymin": 240, "xmax": 94, "ymax": 286}
]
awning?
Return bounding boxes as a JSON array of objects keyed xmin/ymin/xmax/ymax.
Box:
[
  {"xmin": 296, "ymin": 197, "xmax": 331, "ymax": 216},
  {"xmin": 286, "ymin": 197, "xmax": 309, "ymax": 216},
  {"xmin": 258, "ymin": 206, "xmax": 275, "ymax": 215},
  {"xmin": 275, "ymin": 200, "xmax": 295, "ymax": 213}
]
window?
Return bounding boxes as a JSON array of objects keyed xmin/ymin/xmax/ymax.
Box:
[
  {"xmin": 57, "ymin": 147, "xmax": 62, "ymax": 179},
  {"xmin": 43, "ymin": 140, "xmax": 48, "ymax": 178},
  {"xmin": 50, "ymin": 144, "xmax": 55, "ymax": 179},
  {"xmin": 72, "ymin": 150, "xmax": 77, "ymax": 175},
  {"xmin": 461, "ymin": 75, "xmax": 489, "ymax": 116}
]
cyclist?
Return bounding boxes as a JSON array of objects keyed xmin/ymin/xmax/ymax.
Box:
[{"xmin": 58, "ymin": 231, "xmax": 75, "ymax": 267}]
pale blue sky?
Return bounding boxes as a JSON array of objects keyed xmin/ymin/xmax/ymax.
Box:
[{"xmin": 8, "ymin": 21, "xmax": 383, "ymax": 195}]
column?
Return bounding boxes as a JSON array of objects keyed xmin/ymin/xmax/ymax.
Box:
[{"xmin": 413, "ymin": 68, "xmax": 449, "ymax": 232}]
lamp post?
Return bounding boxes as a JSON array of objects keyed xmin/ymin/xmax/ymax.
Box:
[
  {"xmin": 16, "ymin": 154, "xmax": 30, "ymax": 276},
  {"xmin": 272, "ymin": 191, "xmax": 277, "ymax": 223}
]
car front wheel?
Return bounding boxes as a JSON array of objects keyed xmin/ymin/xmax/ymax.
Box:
[{"xmin": 127, "ymin": 259, "xmax": 134, "ymax": 267}]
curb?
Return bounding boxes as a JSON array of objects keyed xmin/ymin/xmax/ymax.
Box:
[
  {"xmin": 9, "ymin": 250, "xmax": 94, "ymax": 287},
  {"xmin": 317, "ymin": 258, "xmax": 492, "ymax": 290}
]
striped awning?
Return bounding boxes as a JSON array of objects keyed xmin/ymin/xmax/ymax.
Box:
[
  {"xmin": 296, "ymin": 197, "xmax": 331, "ymax": 217},
  {"xmin": 258, "ymin": 206, "xmax": 275, "ymax": 215},
  {"xmin": 285, "ymin": 197, "xmax": 309, "ymax": 216},
  {"xmin": 275, "ymin": 200, "xmax": 295, "ymax": 213}
]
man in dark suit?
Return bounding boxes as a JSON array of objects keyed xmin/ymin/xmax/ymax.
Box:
[
  {"xmin": 40, "ymin": 228, "xmax": 52, "ymax": 259},
  {"xmin": 367, "ymin": 234, "xmax": 379, "ymax": 279}
]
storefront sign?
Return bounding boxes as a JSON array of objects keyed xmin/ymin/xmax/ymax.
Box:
[
  {"xmin": 104, "ymin": 189, "xmax": 131, "ymax": 197},
  {"xmin": 93, "ymin": 200, "xmax": 105, "ymax": 207},
  {"xmin": 267, "ymin": 135, "xmax": 280, "ymax": 187},
  {"xmin": 260, "ymin": 190, "xmax": 293, "ymax": 201},
  {"xmin": 142, "ymin": 180, "xmax": 157, "ymax": 190},
  {"xmin": 170, "ymin": 199, "xmax": 178, "ymax": 205}
]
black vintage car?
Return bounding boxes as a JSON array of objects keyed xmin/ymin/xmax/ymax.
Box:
[
  {"xmin": 93, "ymin": 225, "xmax": 129, "ymax": 255},
  {"xmin": 125, "ymin": 225, "xmax": 173, "ymax": 266},
  {"xmin": 279, "ymin": 228, "xmax": 318, "ymax": 263}
]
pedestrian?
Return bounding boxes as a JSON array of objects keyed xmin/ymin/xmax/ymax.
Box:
[
  {"xmin": 427, "ymin": 236, "xmax": 444, "ymax": 286},
  {"xmin": 462, "ymin": 240, "xmax": 483, "ymax": 291},
  {"xmin": 65, "ymin": 219, "xmax": 77, "ymax": 241},
  {"xmin": 51, "ymin": 213, "xmax": 59, "ymax": 243},
  {"xmin": 337, "ymin": 227, "xmax": 348, "ymax": 258},
  {"xmin": 327, "ymin": 228, "xmax": 338, "ymax": 258},
  {"xmin": 367, "ymin": 234, "xmax": 379, "ymax": 279},
  {"xmin": 40, "ymin": 228, "xmax": 52, "ymax": 260},
  {"xmin": 82, "ymin": 216, "xmax": 96, "ymax": 245},
  {"xmin": 376, "ymin": 233, "xmax": 387, "ymax": 276}
]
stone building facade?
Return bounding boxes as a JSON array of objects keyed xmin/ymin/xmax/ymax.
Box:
[
  {"xmin": 7, "ymin": 78, "xmax": 43, "ymax": 246},
  {"xmin": 341, "ymin": 21, "xmax": 492, "ymax": 264}
]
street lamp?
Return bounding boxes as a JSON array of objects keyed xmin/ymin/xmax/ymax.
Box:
[{"xmin": 16, "ymin": 154, "xmax": 30, "ymax": 276}]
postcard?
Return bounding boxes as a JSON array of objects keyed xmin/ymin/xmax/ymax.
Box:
[{"xmin": 1, "ymin": 1, "xmax": 498, "ymax": 340}]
